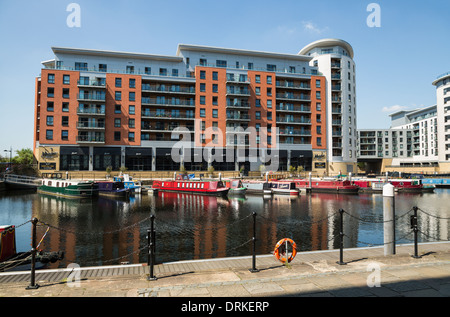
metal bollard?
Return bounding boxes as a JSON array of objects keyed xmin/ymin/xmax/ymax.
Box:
[
  {"xmin": 411, "ymin": 206, "xmax": 421, "ymax": 259},
  {"xmin": 336, "ymin": 209, "xmax": 346, "ymax": 265},
  {"xmin": 249, "ymin": 212, "xmax": 259, "ymax": 273},
  {"xmin": 26, "ymin": 218, "xmax": 39, "ymax": 290},
  {"xmin": 147, "ymin": 215, "xmax": 157, "ymax": 280}
]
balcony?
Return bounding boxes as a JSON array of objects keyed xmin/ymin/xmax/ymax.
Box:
[
  {"xmin": 276, "ymin": 93, "xmax": 311, "ymax": 101},
  {"xmin": 76, "ymin": 134, "xmax": 105, "ymax": 144},
  {"xmin": 275, "ymin": 81, "xmax": 311, "ymax": 90},
  {"xmin": 141, "ymin": 111, "xmax": 195, "ymax": 120},
  {"xmin": 141, "ymin": 97, "xmax": 195, "ymax": 107},
  {"xmin": 276, "ymin": 117, "xmax": 311, "ymax": 124},
  {"xmin": 141, "ymin": 84, "xmax": 195, "ymax": 94},
  {"xmin": 77, "ymin": 92, "xmax": 106, "ymax": 102},
  {"xmin": 226, "ymin": 87, "xmax": 251, "ymax": 96},
  {"xmin": 76, "ymin": 121, "xmax": 105, "ymax": 130},
  {"xmin": 77, "ymin": 106, "xmax": 105, "ymax": 116},
  {"xmin": 277, "ymin": 129, "xmax": 311, "ymax": 136},
  {"xmin": 77, "ymin": 79, "xmax": 106, "ymax": 88},
  {"xmin": 276, "ymin": 104, "xmax": 311, "ymax": 112},
  {"xmin": 226, "ymin": 113, "xmax": 250, "ymax": 121},
  {"xmin": 226, "ymin": 100, "xmax": 251, "ymax": 109}
]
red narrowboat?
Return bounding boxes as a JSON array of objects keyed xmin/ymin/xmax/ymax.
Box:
[
  {"xmin": 389, "ymin": 179, "xmax": 423, "ymax": 193},
  {"xmin": 352, "ymin": 180, "xmax": 384, "ymax": 193},
  {"xmin": 294, "ymin": 179, "xmax": 359, "ymax": 194},
  {"xmin": 151, "ymin": 180, "xmax": 229, "ymax": 196}
]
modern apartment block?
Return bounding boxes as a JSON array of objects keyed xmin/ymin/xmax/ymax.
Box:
[
  {"xmin": 33, "ymin": 39, "xmax": 357, "ymax": 175},
  {"xmin": 433, "ymin": 72, "xmax": 450, "ymax": 170}
]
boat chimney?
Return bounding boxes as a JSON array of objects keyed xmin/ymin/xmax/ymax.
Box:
[
  {"xmin": 174, "ymin": 172, "xmax": 176, "ymax": 180},
  {"xmin": 265, "ymin": 172, "xmax": 269, "ymax": 182},
  {"xmin": 219, "ymin": 173, "xmax": 222, "ymax": 181},
  {"xmin": 349, "ymin": 172, "xmax": 352, "ymax": 182},
  {"xmin": 308, "ymin": 172, "xmax": 312, "ymax": 190}
]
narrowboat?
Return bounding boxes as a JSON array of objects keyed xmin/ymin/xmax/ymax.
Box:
[
  {"xmin": 224, "ymin": 179, "xmax": 247, "ymax": 195},
  {"xmin": 269, "ymin": 181, "xmax": 300, "ymax": 195},
  {"xmin": 113, "ymin": 174, "xmax": 143, "ymax": 194},
  {"xmin": 97, "ymin": 181, "xmax": 130, "ymax": 198},
  {"xmin": 242, "ymin": 181, "xmax": 272, "ymax": 195},
  {"xmin": 38, "ymin": 179, "xmax": 98, "ymax": 198},
  {"xmin": 294, "ymin": 179, "xmax": 359, "ymax": 194},
  {"xmin": 0, "ymin": 225, "xmax": 64, "ymax": 272},
  {"xmin": 151, "ymin": 180, "xmax": 229, "ymax": 196},
  {"xmin": 352, "ymin": 180, "xmax": 383, "ymax": 193},
  {"xmin": 389, "ymin": 179, "xmax": 423, "ymax": 193}
]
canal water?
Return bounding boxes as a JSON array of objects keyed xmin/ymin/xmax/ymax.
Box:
[{"xmin": 0, "ymin": 188, "xmax": 449, "ymax": 268}]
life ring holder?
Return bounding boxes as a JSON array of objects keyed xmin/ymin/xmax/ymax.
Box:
[{"xmin": 273, "ymin": 238, "xmax": 297, "ymax": 263}]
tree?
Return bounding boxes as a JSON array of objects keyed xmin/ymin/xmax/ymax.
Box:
[{"xmin": 12, "ymin": 148, "xmax": 34, "ymax": 165}]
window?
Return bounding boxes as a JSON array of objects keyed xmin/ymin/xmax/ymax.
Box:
[
  {"xmin": 316, "ymin": 103, "xmax": 321, "ymax": 111},
  {"xmin": 316, "ymin": 91, "xmax": 321, "ymax": 100},
  {"xmin": 289, "ymin": 66, "xmax": 296, "ymax": 73},
  {"xmin": 129, "ymin": 92, "xmax": 135, "ymax": 101},
  {"xmin": 129, "ymin": 78, "xmax": 135, "ymax": 88},
  {"xmin": 212, "ymin": 84, "xmax": 218, "ymax": 93},
  {"xmin": 115, "ymin": 78, "xmax": 122, "ymax": 87},
  {"xmin": 255, "ymin": 87, "xmax": 260, "ymax": 95},
  {"xmin": 129, "ymin": 118, "xmax": 135, "ymax": 128},
  {"xmin": 255, "ymin": 111, "xmax": 261, "ymax": 120},
  {"xmin": 267, "ymin": 100, "xmax": 272, "ymax": 108},
  {"xmin": 159, "ymin": 68, "xmax": 167, "ymax": 76},
  {"xmin": 126, "ymin": 66, "xmax": 134, "ymax": 74},
  {"xmin": 61, "ymin": 130, "xmax": 68, "ymax": 140},
  {"xmin": 212, "ymin": 71, "xmax": 218, "ymax": 80},
  {"xmin": 115, "ymin": 91, "xmax": 121, "ymax": 101},
  {"xmin": 129, "ymin": 132, "xmax": 135, "ymax": 141},
  {"xmin": 255, "ymin": 75, "xmax": 260, "ymax": 83},
  {"xmin": 145, "ymin": 67, "xmax": 151, "ymax": 75},
  {"xmin": 61, "ymin": 116, "xmax": 69, "ymax": 126},
  {"xmin": 212, "ymin": 96, "xmax": 218, "ymax": 105},
  {"xmin": 267, "ymin": 64, "xmax": 276, "ymax": 72},
  {"xmin": 114, "ymin": 118, "xmax": 121, "ymax": 128},
  {"xmin": 47, "ymin": 101, "xmax": 54, "ymax": 112},
  {"xmin": 317, "ymin": 137, "xmax": 322, "ymax": 146},
  {"xmin": 212, "ymin": 109, "xmax": 218, "ymax": 118},
  {"xmin": 248, "ymin": 62, "xmax": 254, "ymax": 70},
  {"xmin": 46, "ymin": 130, "xmax": 53, "ymax": 140},
  {"xmin": 316, "ymin": 126, "xmax": 322, "ymax": 134},
  {"xmin": 114, "ymin": 131, "xmax": 121, "ymax": 141},
  {"xmin": 115, "ymin": 104, "xmax": 121, "ymax": 114},
  {"xmin": 46, "ymin": 116, "xmax": 54, "ymax": 126},
  {"xmin": 200, "ymin": 108, "xmax": 206, "ymax": 117},
  {"xmin": 172, "ymin": 69, "xmax": 178, "ymax": 77},
  {"xmin": 48, "ymin": 74, "xmax": 55, "ymax": 84},
  {"xmin": 200, "ymin": 70, "xmax": 206, "ymax": 79},
  {"xmin": 200, "ymin": 83, "xmax": 206, "ymax": 92},
  {"xmin": 129, "ymin": 105, "xmax": 135, "ymax": 115},
  {"xmin": 200, "ymin": 58, "xmax": 207, "ymax": 66},
  {"xmin": 75, "ymin": 62, "xmax": 87, "ymax": 71},
  {"xmin": 316, "ymin": 79, "xmax": 321, "ymax": 88},
  {"xmin": 62, "ymin": 102, "xmax": 69, "ymax": 112},
  {"xmin": 47, "ymin": 87, "xmax": 54, "ymax": 98},
  {"xmin": 255, "ymin": 99, "xmax": 261, "ymax": 107},
  {"xmin": 62, "ymin": 88, "xmax": 70, "ymax": 98},
  {"xmin": 99, "ymin": 64, "xmax": 107, "ymax": 72},
  {"xmin": 200, "ymin": 96, "xmax": 206, "ymax": 105},
  {"xmin": 63, "ymin": 75, "xmax": 70, "ymax": 85},
  {"xmin": 216, "ymin": 60, "xmax": 227, "ymax": 68},
  {"xmin": 267, "ymin": 87, "xmax": 272, "ymax": 96}
]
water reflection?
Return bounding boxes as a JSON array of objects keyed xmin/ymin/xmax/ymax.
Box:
[{"xmin": 0, "ymin": 189, "xmax": 448, "ymax": 268}]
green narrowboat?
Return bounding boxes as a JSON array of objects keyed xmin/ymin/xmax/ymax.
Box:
[{"xmin": 37, "ymin": 178, "xmax": 99, "ymax": 198}]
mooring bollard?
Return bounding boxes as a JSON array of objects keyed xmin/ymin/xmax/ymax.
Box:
[
  {"xmin": 411, "ymin": 206, "xmax": 421, "ymax": 259},
  {"xmin": 383, "ymin": 183, "xmax": 396, "ymax": 255},
  {"xmin": 337, "ymin": 209, "xmax": 346, "ymax": 265},
  {"xmin": 26, "ymin": 217, "xmax": 39, "ymax": 290},
  {"xmin": 249, "ymin": 212, "xmax": 259, "ymax": 273},
  {"xmin": 147, "ymin": 215, "xmax": 157, "ymax": 280}
]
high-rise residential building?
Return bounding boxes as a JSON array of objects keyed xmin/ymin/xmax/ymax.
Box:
[
  {"xmin": 33, "ymin": 39, "xmax": 356, "ymax": 175},
  {"xmin": 299, "ymin": 39, "xmax": 358, "ymax": 176},
  {"xmin": 433, "ymin": 72, "xmax": 450, "ymax": 170}
]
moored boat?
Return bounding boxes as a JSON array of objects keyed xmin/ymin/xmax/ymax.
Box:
[
  {"xmin": 113, "ymin": 174, "xmax": 142, "ymax": 194},
  {"xmin": 224, "ymin": 179, "xmax": 247, "ymax": 195},
  {"xmin": 38, "ymin": 178, "xmax": 98, "ymax": 198},
  {"xmin": 151, "ymin": 180, "xmax": 229, "ymax": 196},
  {"xmin": 242, "ymin": 181, "xmax": 272, "ymax": 195},
  {"xmin": 97, "ymin": 181, "xmax": 130, "ymax": 198},
  {"xmin": 389, "ymin": 179, "xmax": 423, "ymax": 193},
  {"xmin": 352, "ymin": 180, "xmax": 383, "ymax": 193},
  {"xmin": 295, "ymin": 178, "xmax": 359, "ymax": 194},
  {"xmin": 269, "ymin": 181, "xmax": 299, "ymax": 195}
]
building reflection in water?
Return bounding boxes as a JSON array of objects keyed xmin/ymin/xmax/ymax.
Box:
[{"xmin": 21, "ymin": 189, "xmax": 450, "ymax": 267}]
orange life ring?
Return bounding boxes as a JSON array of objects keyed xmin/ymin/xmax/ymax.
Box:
[{"xmin": 273, "ymin": 238, "xmax": 297, "ymax": 263}]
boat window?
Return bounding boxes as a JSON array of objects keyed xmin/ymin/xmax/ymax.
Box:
[
  {"xmin": 178, "ymin": 183, "xmax": 180, "ymax": 187},
  {"xmin": 201, "ymin": 183, "xmax": 204, "ymax": 189},
  {"xmin": 56, "ymin": 182, "xmax": 59, "ymax": 187},
  {"xmin": 290, "ymin": 183, "xmax": 295, "ymax": 189}
]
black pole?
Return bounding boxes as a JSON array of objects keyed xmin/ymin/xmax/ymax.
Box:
[
  {"xmin": 148, "ymin": 215, "xmax": 157, "ymax": 280},
  {"xmin": 337, "ymin": 209, "xmax": 346, "ymax": 265},
  {"xmin": 411, "ymin": 206, "xmax": 421, "ymax": 259},
  {"xmin": 26, "ymin": 218, "xmax": 39, "ymax": 290},
  {"xmin": 249, "ymin": 212, "xmax": 259, "ymax": 273}
]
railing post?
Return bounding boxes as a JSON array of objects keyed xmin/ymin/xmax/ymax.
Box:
[
  {"xmin": 249, "ymin": 212, "xmax": 259, "ymax": 273},
  {"xmin": 147, "ymin": 215, "xmax": 157, "ymax": 280},
  {"xmin": 26, "ymin": 218, "xmax": 39, "ymax": 290},
  {"xmin": 337, "ymin": 209, "xmax": 346, "ymax": 265},
  {"xmin": 411, "ymin": 206, "xmax": 421, "ymax": 259}
]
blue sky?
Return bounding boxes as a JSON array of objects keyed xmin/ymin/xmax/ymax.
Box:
[{"xmin": 0, "ymin": 0, "xmax": 449, "ymax": 156}]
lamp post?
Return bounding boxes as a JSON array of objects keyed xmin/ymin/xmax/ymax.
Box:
[{"xmin": 3, "ymin": 147, "xmax": 12, "ymax": 171}]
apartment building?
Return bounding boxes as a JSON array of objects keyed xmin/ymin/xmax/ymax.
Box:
[
  {"xmin": 434, "ymin": 72, "xmax": 450, "ymax": 170},
  {"xmin": 33, "ymin": 39, "xmax": 356, "ymax": 175}
]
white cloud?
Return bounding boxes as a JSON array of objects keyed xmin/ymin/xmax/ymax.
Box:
[
  {"xmin": 302, "ymin": 21, "xmax": 328, "ymax": 34},
  {"xmin": 382, "ymin": 105, "xmax": 409, "ymax": 113}
]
